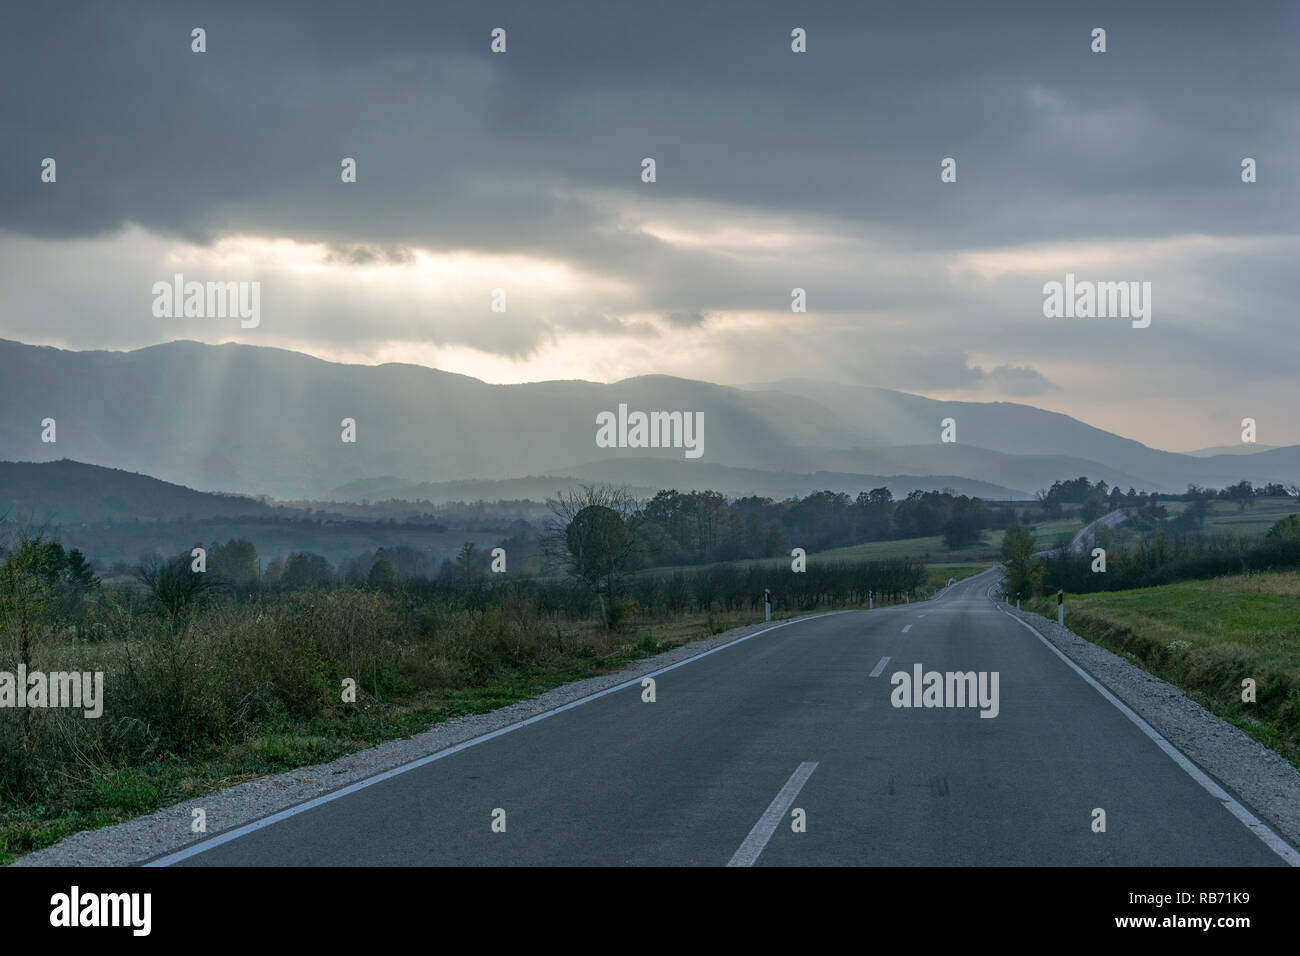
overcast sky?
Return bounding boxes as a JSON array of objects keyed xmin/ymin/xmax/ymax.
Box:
[{"xmin": 2, "ymin": 0, "xmax": 1297, "ymax": 452}]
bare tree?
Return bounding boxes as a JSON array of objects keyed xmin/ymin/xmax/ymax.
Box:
[{"xmin": 542, "ymin": 484, "xmax": 639, "ymax": 627}]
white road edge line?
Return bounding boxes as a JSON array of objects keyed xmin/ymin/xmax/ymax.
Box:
[
  {"xmin": 902, "ymin": 624, "xmax": 912, "ymax": 633},
  {"xmin": 727, "ymin": 762, "xmax": 819, "ymax": 867},
  {"xmin": 992, "ymin": 591, "xmax": 1300, "ymax": 867},
  {"xmin": 869, "ymin": 656, "xmax": 891, "ymax": 678},
  {"xmin": 145, "ymin": 609, "xmax": 855, "ymax": 867}
]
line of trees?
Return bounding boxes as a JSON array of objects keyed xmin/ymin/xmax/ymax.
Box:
[
  {"xmin": 1037, "ymin": 477, "xmax": 1137, "ymax": 521},
  {"xmin": 0, "ymin": 531, "xmax": 922, "ymax": 642},
  {"xmin": 1039, "ymin": 515, "xmax": 1300, "ymax": 595},
  {"xmin": 628, "ymin": 486, "xmax": 1000, "ymax": 566},
  {"xmin": 63, "ymin": 484, "xmax": 1006, "ymax": 609},
  {"xmin": 399, "ymin": 557, "xmax": 926, "ymax": 622},
  {"xmin": 1186, "ymin": 480, "xmax": 1294, "ymax": 510},
  {"xmin": 999, "ymin": 513, "xmax": 1300, "ymax": 600},
  {"xmin": 1037, "ymin": 475, "xmax": 1299, "ymax": 522},
  {"xmin": 537, "ymin": 486, "xmax": 944, "ymax": 626},
  {"xmin": 40, "ymin": 477, "xmax": 1297, "ymax": 626}
]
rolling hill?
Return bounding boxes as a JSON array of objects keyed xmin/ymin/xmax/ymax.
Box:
[{"xmin": 0, "ymin": 339, "xmax": 1294, "ymax": 500}]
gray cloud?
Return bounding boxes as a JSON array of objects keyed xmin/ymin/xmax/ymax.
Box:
[
  {"xmin": 322, "ymin": 244, "xmax": 416, "ymax": 266},
  {"xmin": 665, "ymin": 309, "xmax": 712, "ymax": 328},
  {"xmin": 892, "ymin": 349, "xmax": 987, "ymax": 391},
  {"xmin": 3, "ymin": 0, "xmax": 1296, "ymax": 256},
  {"xmin": 985, "ymin": 364, "xmax": 1058, "ymax": 396},
  {"xmin": 888, "ymin": 349, "xmax": 1057, "ymax": 396}
]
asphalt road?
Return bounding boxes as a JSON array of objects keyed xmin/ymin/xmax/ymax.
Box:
[
  {"xmin": 1066, "ymin": 508, "xmax": 1132, "ymax": 554},
  {"xmin": 158, "ymin": 569, "xmax": 1290, "ymax": 866}
]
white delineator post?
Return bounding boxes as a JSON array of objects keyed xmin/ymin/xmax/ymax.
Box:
[
  {"xmin": 1057, "ymin": 588, "xmax": 1064, "ymax": 625},
  {"xmin": 869, "ymin": 590, "xmax": 873, "ymax": 610},
  {"xmin": 764, "ymin": 587, "xmax": 772, "ymax": 622}
]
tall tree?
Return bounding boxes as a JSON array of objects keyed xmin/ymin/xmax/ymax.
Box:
[
  {"xmin": 1001, "ymin": 521, "xmax": 1043, "ymax": 602},
  {"xmin": 544, "ymin": 485, "xmax": 638, "ymax": 627},
  {"xmin": 209, "ymin": 538, "xmax": 259, "ymax": 587}
]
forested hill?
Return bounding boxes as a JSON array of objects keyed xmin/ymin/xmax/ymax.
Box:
[{"xmin": 0, "ymin": 459, "xmax": 274, "ymax": 524}]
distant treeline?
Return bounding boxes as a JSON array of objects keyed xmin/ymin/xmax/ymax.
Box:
[
  {"xmin": 0, "ymin": 513, "xmax": 510, "ymax": 580},
  {"xmin": 25, "ymin": 485, "xmax": 1022, "ymax": 590},
  {"xmin": 105, "ymin": 543, "xmax": 925, "ymax": 624},
  {"xmin": 8, "ymin": 485, "xmax": 1015, "ymax": 582},
  {"xmin": 408, "ymin": 557, "xmax": 926, "ymax": 621},
  {"xmin": 271, "ymin": 497, "xmax": 552, "ymax": 522},
  {"xmin": 1038, "ymin": 475, "xmax": 1295, "ymax": 520},
  {"xmin": 627, "ymin": 487, "xmax": 1014, "ymax": 567},
  {"xmin": 21, "ymin": 473, "xmax": 1299, "ymax": 586}
]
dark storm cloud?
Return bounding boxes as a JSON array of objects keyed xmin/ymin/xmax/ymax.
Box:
[{"xmin": 2, "ymin": 0, "xmax": 1296, "ymax": 261}]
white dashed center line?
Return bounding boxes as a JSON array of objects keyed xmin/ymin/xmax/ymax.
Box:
[{"xmin": 727, "ymin": 762, "xmax": 819, "ymax": 867}]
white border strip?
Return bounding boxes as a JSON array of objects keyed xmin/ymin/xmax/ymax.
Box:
[
  {"xmin": 727, "ymin": 762, "xmax": 819, "ymax": 867},
  {"xmin": 146, "ymin": 610, "xmax": 854, "ymax": 866},
  {"xmin": 993, "ymin": 596, "xmax": 1299, "ymax": 866}
]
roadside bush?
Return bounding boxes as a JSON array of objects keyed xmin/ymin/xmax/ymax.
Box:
[{"xmin": 606, "ymin": 598, "xmax": 640, "ymax": 630}]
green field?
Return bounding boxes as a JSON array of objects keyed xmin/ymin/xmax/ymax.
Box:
[
  {"xmin": 816, "ymin": 517, "xmax": 1083, "ymax": 563},
  {"xmin": 1077, "ymin": 497, "xmax": 1300, "ymax": 553},
  {"xmin": 922, "ymin": 564, "xmax": 987, "ymax": 590},
  {"xmin": 1027, "ymin": 571, "xmax": 1300, "ymax": 767},
  {"xmin": 1199, "ymin": 496, "xmax": 1300, "ymax": 536},
  {"xmin": 633, "ymin": 519, "xmax": 1083, "ymax": 577}
]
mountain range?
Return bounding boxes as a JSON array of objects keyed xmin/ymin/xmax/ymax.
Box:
[{"xmin": 0, "ymin": 338, "xmax": 1294, "ymax": 502}]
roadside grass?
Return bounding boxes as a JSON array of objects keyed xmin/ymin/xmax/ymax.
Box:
[
  {"xmin": 0, "ymin": 619, "xmax": 682, "ymax": 864},
  {"xmin": 1027, "ymin": 570, "xmax": 1300, "ymax": 768}
]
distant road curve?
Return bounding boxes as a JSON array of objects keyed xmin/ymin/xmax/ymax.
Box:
[
  {"xmin": 1030, "ymin": 509, "xmax": 1131, "ymax": 560},
  {"xmin": 1066, "ymin": 509, "xmax": 1130, "ymax": 554}
]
